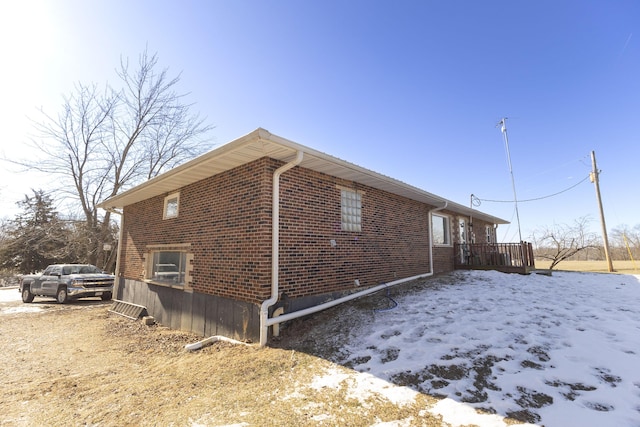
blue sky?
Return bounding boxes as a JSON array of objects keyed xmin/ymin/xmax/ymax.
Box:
[{"xmin": 0, "ymin": 0, "xmax": 638, "ymax": 242}]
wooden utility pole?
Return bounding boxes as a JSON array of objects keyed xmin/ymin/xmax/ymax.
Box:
[{"xmin": 590, "ymin": 151, "xmax": 614, "ymax": 272}]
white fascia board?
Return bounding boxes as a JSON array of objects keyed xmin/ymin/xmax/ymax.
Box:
[{"xmin": 98, "ymin": 128, "xmax": 508, "ymax": 225}]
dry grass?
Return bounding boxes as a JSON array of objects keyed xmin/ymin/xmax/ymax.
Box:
[
  {"xmin": 6, "ymin": 266, "xmax": 615, "ymax": 425},
  {"xmin": 535, "ymin": 259, "xmax": 640, "ymax": 274},
  {"xmin": 0, "ymin": 300, "xmax": 446, "ymax": 426}
]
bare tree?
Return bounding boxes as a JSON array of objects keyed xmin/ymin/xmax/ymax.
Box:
[
  {"xmin": 610, "ymin": 224, "xmax": 640, "ymax": 260},
  {"xmin": 531, "ymin": 216, "xmax": 599, "ymax": 270},
  {"xmin": 13, "ymin": 48, "xmax": 213, "ymax": 270}
]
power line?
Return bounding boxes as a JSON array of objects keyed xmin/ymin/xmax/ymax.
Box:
[
  {"xmin": 523, "ymin": 154, "xmax": 591, "ymax": 180},
  {"xmin": 472, "ymin": 174, "xmax": 591, "ymax": 205}
]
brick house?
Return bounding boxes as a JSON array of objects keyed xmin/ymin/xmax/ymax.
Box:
[{"xmin": 99, "ymin": 129, "xmax": 507, "ymax": 344}]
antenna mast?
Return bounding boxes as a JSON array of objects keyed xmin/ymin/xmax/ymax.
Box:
[{"xmin": 499, "ymin": 118, "xmax": 523, "ymax": 242}]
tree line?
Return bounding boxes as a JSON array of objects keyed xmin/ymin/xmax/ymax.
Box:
[{"xmin": 531, "ymin": 216, "xmax": 640, "ymax": 270}]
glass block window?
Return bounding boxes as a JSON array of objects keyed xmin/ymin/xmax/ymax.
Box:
[{"xmin": 341, "ymin": 189, "xmax": 362, "ymax": 232}]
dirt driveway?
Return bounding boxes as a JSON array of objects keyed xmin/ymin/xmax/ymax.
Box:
[{"xmin": 0, "ymin": 288, "xmax": 446, "ymax": 427}]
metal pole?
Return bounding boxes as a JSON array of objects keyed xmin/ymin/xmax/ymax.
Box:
[
  {"xmin": 590, "ymin": 151, "xmax": 614, "ymax": 272},
  {"xmin": 499, "ymin": 118, "xmax": 523, "ymax": 243}
]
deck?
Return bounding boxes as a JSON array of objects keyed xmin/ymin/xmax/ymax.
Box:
[{"xmin": 454, "ymin": 242, "xmax": 535, "ymax": 274}]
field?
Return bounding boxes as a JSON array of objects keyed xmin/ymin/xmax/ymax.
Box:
[{"xmin": 534, "ymin": 259, "xmax": 639, "ymax": 274}]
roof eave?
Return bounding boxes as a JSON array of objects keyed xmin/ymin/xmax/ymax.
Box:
[{"xmin": 98, "ymin": 128, "xmax": 509, "ymax": 225}]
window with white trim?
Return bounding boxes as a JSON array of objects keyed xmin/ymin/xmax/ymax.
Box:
[
  {"xmin": 341, "ymin": 189, "xmax": 362, "ymax": 232},
  {"xmin": 432, "ymin": 214, "xmax": 451, "ymax": 245},
  {"xmin": 163, "ymin": 192, "xmax": 180, "ymax": 219},
  {"xmin": 144, "ymin": 244, "xmax": 193, "ymax": 289},
  {"xmin": 150, "ymin": 251, "xmax": 187, "ymax": 285}
]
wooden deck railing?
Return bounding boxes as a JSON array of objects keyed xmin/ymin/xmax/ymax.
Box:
[{"xmin": 454, "ymin": 242, "xmax": 535, "ymax": 274}]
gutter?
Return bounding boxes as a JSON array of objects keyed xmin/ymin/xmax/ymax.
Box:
[
  {"xmin": 258, "ymin": 200, "xmax": 449, "ymax": 347},
  {"xmin": 259, "ymin": 150, "xmax": 304, "ymax": 347}
]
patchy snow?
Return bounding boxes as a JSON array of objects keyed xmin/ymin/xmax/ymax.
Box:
[
  {"xmin": 308, "ymin": 365, "xmax": 418, "ymax": 407},
  {"xmin": 0, "ymin": 287, "xmax": 44, "ymax": 314},
  {"xmin": 428, "ymin": 398, "xmax": 538, "ymax": 427},
  {"xmin": 4, "ymin": 271, "xmax": 640, "ymax": 425},
  {"xmin": 0, "ymin": 287, "xmax": 21, "ymax": 303},
  {"xmin": 318, "ymin": 270, "xmax": 640, "ymax": 426},
  {"xmin": 2, "ymin": 305, "xmax": 45, "ymax": 314}
]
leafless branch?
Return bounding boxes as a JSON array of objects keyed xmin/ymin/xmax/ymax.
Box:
[{"xmin": 7, "ymin": 48, "xmax": 214, "ymax": 269}]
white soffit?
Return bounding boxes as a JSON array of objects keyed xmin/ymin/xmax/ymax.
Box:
[{"xmin": 98, "ymin": 128, "xmax": 508, "ymax": 225}]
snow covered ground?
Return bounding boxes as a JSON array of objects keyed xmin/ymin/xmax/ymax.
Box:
[
  {"xmin": 0, "ymin": 287, "xmax": 20, "ymax": 303},
  {"xmin": 304, "ymin": 270, "xmax": 640, "ymax": 427},
  {"xmin": 3, "ymin": 270, "xmax": 640, "ymax": 426}
]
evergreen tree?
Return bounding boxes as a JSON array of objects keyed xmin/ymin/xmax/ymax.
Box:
[{"xmin": 0, "ymin": 190, "xmax": 70, "ymax": 274}]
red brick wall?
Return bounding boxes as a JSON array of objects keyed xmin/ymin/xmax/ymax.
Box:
[
  {"xmin": 121, "ymin": 157, "xmax": 463, "ymax": 305},
  {"xmin": 276, "ymin": 159, "xmax": 433, "ymax": 298},
  {"xmin": 121, "ymin": 158, "xmax": 273, "ymax": 302},
  {"xmin": 448, "ymin": 214, "xmax": 496, "ymax": 243},
  {"xmin": 432, "ymin": 246, "xmax": 454, "ymax": 273}
]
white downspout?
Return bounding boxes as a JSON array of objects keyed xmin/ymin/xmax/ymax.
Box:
[
  {"xmin": 185, "ymin": 334, "xmax": 250, "ymax": 351},
  {"xmin": 259, "ymin": 151, "xmax": 304, "ymax": 346},
  {"xmin": 260, "ymin": 200, "xmax": 448, "ymax": 346}
]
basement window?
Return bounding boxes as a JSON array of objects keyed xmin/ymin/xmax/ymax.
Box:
[
  {"xmin": 341, "ymin": 189, "xmax": 362, "ymax": 232},
  {"xmin": 432, "ymin": 214, "xmax": 451, "ymax": 245},
  {"xmin": 144, "ymin": 244, "xmax": 193, "ymax": 290},
  {"xmin": 150, "ymin": 251, "xmax": 186, "ymax": 285},
  {"xmin": 163, "ymin": 192, "xmax": 180, "ymax": 219}
]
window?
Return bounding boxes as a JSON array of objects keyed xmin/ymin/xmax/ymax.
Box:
[
  {"xmin": 341, "ymin": 189, "xmax": 362, "ymax": 232},
  {"xmin": 432, "ymin": 214, "xmax": 451, "ymax": 245},
  {"xmin": 62, "ymin": 265, "xmax": 101, "ymax": 275},
  {"xmin": 44, "ymin": 265, "xmax": 62, "ymax": 276},
  {"xmin": 163, "ymin": 192, "xmax": 180, "ymax": 219},
  {"xmin": 486, "ymin": 225, "xmax": 494, "ymax": 243},
  {"xmin": 150, "ymin": 251, "xmax": 187, "ymax": 285},
  {"xmin": 145, "ymin": 244, "xmax": 193, "ymax": 289}
]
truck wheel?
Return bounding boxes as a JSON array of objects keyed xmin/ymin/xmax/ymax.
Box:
[
  {"xmin": 101, "ymin": 292, "xmax": 113, "ymax": 301},
  {"xmin": 22, "ymin": 287, "xmax": 35, "ymax": 303},
  {"xmin": 56, "ymin": 287, "xmax": 68, "ymax": 304}
]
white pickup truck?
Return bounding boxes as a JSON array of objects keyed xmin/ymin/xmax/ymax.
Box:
[{"xmin": 19, "ymin": 264, "xmax": 114, "ymax": 303}]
